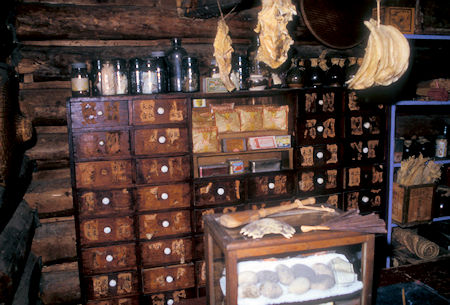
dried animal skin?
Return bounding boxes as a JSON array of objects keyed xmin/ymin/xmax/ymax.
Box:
[
  {"xmin": 254, "ymin": 0, "xmax": 297, "ymax": 69},
  {"xmin": 240, "ymin": 218, "xmax": 295, "ymax": 239},
  {"xmin": 213, "ymin": 19, "xmax": 236, "ymax": 91}
]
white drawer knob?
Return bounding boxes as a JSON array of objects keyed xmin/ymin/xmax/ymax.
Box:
[
  {"xmin": 268, "ymin": 182, "xmax": 275, "ymax": 189},
  {"xmin": 158, "ymin": 136, "xmax": 166, "ymax": 144},
  {"xmin": 157, "ymin": 107, "xmax": 165, "ymax": 115},
  {"xmin": 316, "ymin": 177, "xmax": 324, "ymax": 184},
  {"xmin": 318, "ymin": 99, "xmax": 324, "ymax": 105},
  {"xmin": 97, "ymin": 110, "xmax": 103, "ymax": 116},
  {"xmin": 164, "ymin": 247, "xmax": 172, "ymax": 255},
  {"xmin": 362, "ymin": 196, "xmax": 369, "ymax": 203},
  {"xmin": 161, "ymin": 192, "xmax": 169, "ymax": 200},
  {"xmin": 166, "ymin": 275, "xmax": 174, "ymax": 283},
  {"xmin": 106, "ymin": 255, "xmax": 113, "ymax": 262},
  {"xmin": 109, "ymin": 279, "xmax": 117, "ymax": 287},
  {"xmin": 316, "ymin": 152, "xmax": 324, "ymax": 159},
  {"xmin": 162, "ymin": 220, "xmax": 170, "ymax": 228},
  {"xmin": 102, "ymin": 197, "xmax": 110, "ymax": 205},
  {"xmin": 103, "ymin": 226, "xmax": 112, "ymax": 234},
  {"xmin": 363, "ymin": 122, "xmax": 371, "ymax": 129},
  {"xmin": 217, "ymin": 187, "xmax": 225, "ymax": 195},
  {"xmin": 167, "ymin": 299, "xmax": 174, "ymax": 305},
  {"xmin": 88, "ymin": 114, "xmax": 94, "ymax": 120},
  {"xmin": 363, "ymin": 147, "xmax": 369, "ymax": 154},
  {"xmin": 99, "ymin": 140, "xmax": 105, "ymax": 146},
  {"xmin": 317, "ymin": 125, "xmax": 324, "ymax": 132},
  {"xmin": 161, "ymin": 165, "xmax": 169, "ymax": 173}
]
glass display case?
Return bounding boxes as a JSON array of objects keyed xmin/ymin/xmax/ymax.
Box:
[{"xmin": 203, "ymin": 211, "xmax": 375, "ymax": 305}]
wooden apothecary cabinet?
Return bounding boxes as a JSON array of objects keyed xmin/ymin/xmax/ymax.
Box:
[{"xmin": 203, "ymin": 212, "xmax": 375, "ymax": 305}]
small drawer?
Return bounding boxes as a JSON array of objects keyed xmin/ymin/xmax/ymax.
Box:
[
  {"xmin": 297, "ymin": 116, "xmax": 338, "ymax": 144},
  {"xmin": 87, "ymin": 296, "xmax": 139, "ymax": 305},
  {"xmin": 195, "ymin": 260, "xmax": 207, "ymax": 287},
  {"xmin": 85, "ymin": 271, "xmax": 139, "ymax": 300},
  {"xmin": 140, "ymin": 237, "xmax": 193, "ymax": 267},
  {"xmin": 344, "ymin": 164, "xmax": 384, "ymax": 189},
  {"xmin": 142, "ymin": 264, "xmax": 195, "ymax": 294},
  {"xmin": 193, "ymin": 204, "xmax": 246, "ymax": 233},
  {"xmin": 313, "ymin": 193, "xmax": 343, "ymax": 211},
  {"xmin": 80, "ymin": 216, "xmax": 134, "ymax": 246},
  {"xmin": 248, "ymin": 173, "xmax": 295, "ymax": 200},
  {"xmin": 344, "ymin": 139, "xmax": 384, "ymax": 163},
  {"xmin": 132, "ymin": 99, "xmax": 187, "ymax": 125},
  {"xmin": 296, "ymin": 143, "xmax": 339, "ymax": 167},
  {"xmin": 75, "ymin": 160, "xmax": 132, "ymax": 188},
  {"xmin": 136, "ymin": 183, "xmax": 191, "ymax": 212},
  {"xmin": 344, "ymin": 189, "xmax": 384, "ymax": 214},
  {"xmin": 146, "ymin": 289, "xmax": 197, "ymax": 305},
  {"xmin": 298, "ymin": 168, "xmax": 341, "ymax": 195},
  {"xmin": 194, "ymin": 179, "xmax": 245, "ymax": 207},
  {"xmin": 346, "ymin": 114, "xmax": 383, "ymax": 137},
  {"xmin": 136, "ymin": 156, "xmax": 190, "ymax": 184},
  {"xmin": 70, "ymin": 101, "xmax": 129, "ymax": 129},
  {"xmin": 300, "ymin": 90, "xmax": 340, "ymax": 114},
  {"xmin": 81, "ymin": 243, "xmax": 136, "ymax": 275},
  {"xmin": 139, "ymin": 210, "xmax": 191, "ymax": 240},
  {"xmin": 78, "ymin": 189, "xmax": 132, "ymax": 217},
  {"xmin": 346, "ymin": 91, "xmax": 385, "ymax": 113},
  {"xmin": 73, "ymin": 130, "xmax": 130, "ymax": 160},
  {"xmin": 134, "ymin": 127, "xmax": 189, "ymax": 155}
]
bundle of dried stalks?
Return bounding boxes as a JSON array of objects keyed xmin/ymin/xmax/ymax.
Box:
[{"xmin": 396, "ymin": 155, "xmax": 441, "ymax": 186}]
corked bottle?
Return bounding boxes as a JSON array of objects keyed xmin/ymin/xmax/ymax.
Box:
[{"xmin": 167, "ymin": 38, "xmax": 187, "ymax": 92}]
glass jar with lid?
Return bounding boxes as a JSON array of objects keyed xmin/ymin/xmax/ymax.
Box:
[
  {"xmin": 182, "ymin": 57, "xmax": 199, "ymax": 92},
  {"xmin": 151, "ymin": 51, "xmax": 168, "ymax": 93},
  {"xmin": 70, "ymin": 62, "xmax": 90, "ymax": 97},
  {"xmin": 100, "ymin": 60, "xmax": 116, "ymax": 95},
  {"xmin": 141, "ymin": 58, "xmax": 158, "ymax": 94},
  {"xmin": 113, "ymin": 59, "xmax": 128, "ymax": 95},
  {"xmin": 91, "ymin": 59, "xmax": 102, "ymax": 96},
  {"xmin": 129, "ymin": 58, "xmax": 142, "ymax": 94}
]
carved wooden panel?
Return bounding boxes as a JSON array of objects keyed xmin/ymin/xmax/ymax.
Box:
[
  {"xmin": 136, "ymin": 156, "xmax": 190, "ymax": 184},
  {"xmin": 140, "ymin": 238, "xmax": 193, "ymax": 267},
  {"xmin": 86, "ymin": 271, "xmax": 139, "ymax": 300},
  {"xmin": 87, "ymin": 296, "xmax": 140, "ymax": 305},
  {"xmin": 76, "ymin": 160, "xmax": 132, "ymax": 188},
  {"xmin": 80, "ymin": 216, "xmax": 134, "ymax": 246},
  {"xmin": 301, "ymin": 91, "xmax": 339, "ymax": 114},
  {"xmin": 346, "ymin": 91, "xmax": 385, "ymax": 113},
  {"xmin": 298, "ymin": 168, "xmax": 341, "ymax": 195},
  {"xmin": 78, "ymin": 188, "xmax": 132, "ymax": 217},
  {"xmin": 297, "ymin": 144, "xmax": 339, "ymax": 168},
  {"xmin": 81, "ymin": 243, "xmax": 136, "ymax": 274},
  {"xmin": 344, "ymin": 189, "xmax": 383, "ymax": 214},
  {"xmin": 346, "ymin": 114, "xmax": 382, "ymax": 137},
  {"xmin": 136, "ymin": 183, "xmax": 191, "ymax": 212},
  {"xmin": 344, "ymin": 139, "xmax": 383, "ymax": 162},
  {"xmin": 297, "ymin": 116, "xmax": 338, "ymax": 144},
  {"xmin": 71, "ymin": 101, "xmax": 129, "ymax": 129},
  {"xmin": 132, "ymin": 99, "xmax": 187, "ymax": 125},
  {"xmin": 194, "ymin": 179, "xmax": 244, "ymax": 207},
  {"xmin": 73, "ymin": 130, "xmax": 131, "ymax": 160},
  {"xmin": 344, "ymin": 164, "xmax": 384, "ymax": 189},
  {"xmin": 139, "ymin": 211, "xmax": 191, "ymax": 240},
  {"xmin": 142, "ymin": 264, "xmax": 195, "ymax": 294},
  {"xmin": 247, "ymin": 173, "xmax": 295, "ymax": 199},
  {"xmin": 134, "ymin": 128, "xmax": 189, "ymax": 155}
]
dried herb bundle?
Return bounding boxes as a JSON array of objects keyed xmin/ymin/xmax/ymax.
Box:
[{"xmin": 396, "ymin": 155, "xmax": 442, "ymax": 186}]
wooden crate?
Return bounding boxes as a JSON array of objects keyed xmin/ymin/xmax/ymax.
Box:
[
  {"xmin": 372, "ymin": 7, "xmax": 415, "ymax": 34},
  {"xmin": 392, "ymin": 183, "xmax": 435, "ymax": 226}
]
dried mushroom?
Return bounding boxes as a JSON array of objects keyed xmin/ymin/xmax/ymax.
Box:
[
  {"xmin": 254, "ymin": 0, "xmax": 297, "ymax": 69},
  {"xmin": 213, "ymin": 19, "xmax": 236, "ymax": 92}
]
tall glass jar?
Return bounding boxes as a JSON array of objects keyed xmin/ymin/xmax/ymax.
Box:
[
  {"xmin": 129, "ymin": 58, "xmax": 142, "ymax": 94},
  {"xmin": 141, "ymin": 58, "xmax": 157, "ymax": 94},
  {"xmin": 101, "ymin": 60, "xmax": 116, "ymax": 96},
  {"xmin": 167, "ymin": 38, "xmax": 187, "ymax": 92},
  {"xmin": 231, "ymin": 54, "xmax": 249, "ymax": 90},
  {"xmin": 91, "ymin": 59, "xmax": 102, "ymax": 96},
  {"xmin": 70, "ymin": 62, "xmax": 89, "ymax": 97},
  {"xmin": 151, "ymin": 51, "xmax": 168, "ymax": 93},
  {"xmin": 114, "ymin": 59, "xmax": 128, "ymax": 95},
  {"xmin": 182, "ymin": 57, "xmax": 199, "ymax": 92}
]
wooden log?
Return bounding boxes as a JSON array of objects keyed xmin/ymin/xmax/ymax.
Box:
[
  {"xmin": 24, "ymin": 168, "xmax": 73, "ymax": 218},
  {"xmin": 40, "ymin": 262, "xmax": 81, "ymax": 305},
  {"xmin": 0, "ymin": 200, "xmax": 39, "ymax": 304},
  {"xmin": 11, "ymin": 252, "xmax": 42, "ymax": 305},
  {"xmin": 22, "ymin": 0, "xmax": 164, "ymax": 6},
  {"xmin": 19, "ymin": 88, "xmax": 70, "ymax": 125},
  {"xmin": 25, "ymin": 129, "xmax": 69, "ymax": 168},
  {"xmin": 15, "ymin": 3, "xmax": 256, "ymax": 41},
  {"xmin": 31, "ymin": 216, "xmax": 77, "ymax": 264}
]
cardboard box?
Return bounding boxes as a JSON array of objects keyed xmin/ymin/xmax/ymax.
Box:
[
  {"xmin": 392, "ymin": 183, "xmax": 435, "ymax": 226},
  {"xmin": 372, "ymin": 7, "xmax": 415, "ymax": 34}
]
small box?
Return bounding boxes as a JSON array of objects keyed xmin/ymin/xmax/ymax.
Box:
[
  {"xmin": 227, "ymin": 159, "xmax": 244, "ymax": 175},
  {"xmin": 392, "ymin": 182, "xmax": 435, "ymax": 225},
  {"xmin": 247, "ymin": 136, "xmax": 277, "ymax": 150},
  {"xmin": 203, "ymin": 77, "xmax": 228, "ymax": 93},
  {"xmin": 199, "ymin": 163, "xmax": 228, "ymax": 178},
  {"xmin": 192, "ymin": 98, "xmax": 207, "ymax": 108},
  {"xmin": 249, "ymin": 158, "xmax": 281, "ymax": 173},
  {"xmin": 222, "ymin": 138, "xmax": 247, "ymax": 153},
  {"xmin": 372, "ymin": 7, "xmax": 415, "ymax": 34},
  {"xmin": 275, "ymin": 135, "xmax": 291, "ymax": 148}
]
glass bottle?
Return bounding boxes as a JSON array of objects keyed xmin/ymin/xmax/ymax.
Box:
[
  {"xmin": 307, "ymin": 58, "xmax": 325, "ymax": 88},
  {"xmin": 91, "ymin": 59, "xmax": 102, "ymax": 96},
  {"xmin": 286, "ymin": 58, "xmax": 305, "ymax": 88},
  {"xmin": 326, "ymin": 58, "xmax": 345, "ymax": 87},
  {"xmin": 151, "ymin": 51, "xmax": 168, "ymax": 93},
  {"xmin": 70, "ymin": 62, "xmax": 89, "ymax": 97},
  {"xmin": 114, "ymin": 59, "xmax": 128, "ymax": 95},
  {"xmin": 231, "ymin": 54, "xmax": 249, "ymax": 90},
  {"xmin": 167, "ymin": 38, "xmax": 187, "ymax": 92},
  {"xmin": 129, "ymin": 58, "xmax": 142, "ymax": 95},
  {"xmin": 209, "ymin": 59, "xmax": 220, "ymax": 78},
  {"xmin": 100, "ymin": 60, "xmax": 116, "ymax": 96},
  {"xmin": 435, "ymin": 125, "xmax": 448, "ymax": 158},
  {"xmin": 182, "ymin": 57, "xmax": 199, "ymax": 92},
  {"xmin": 141, "ymin": 58, "xmax": 157, "ymax": 94}
]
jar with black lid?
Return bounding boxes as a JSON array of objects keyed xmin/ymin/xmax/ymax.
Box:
[
  {"xmin": 182, "ymin": 57, "xmax": 199, "ymax": 92},
  {"xmin": 151, "ymin": 51, "xmax": 168, "ymax": 93},
  {"xmin": 129, "ymin": 58, "xmax": 142, "ymax": 94},
  {"xmin": 70, "ymin": 62, "xmax": 89, "ymax": 97}
]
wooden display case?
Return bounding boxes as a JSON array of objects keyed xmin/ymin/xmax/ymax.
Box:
[{"xmin": 204, "ymin": 212, "xmax": 375, "ymax": 305}]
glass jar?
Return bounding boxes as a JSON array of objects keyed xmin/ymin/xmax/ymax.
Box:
[
  {"xmin": 306, "ymin": 58, "xmax": 325, "ymax": 88},
  {"xmin": 151, "ymin": 51, "xmax": 168, "ymax": 93},
  {"xmin": 100, "ymin": 60, "xmax": 116, "ymax": 96},
  {"xmin": 91, "ymin": 59, "xmax": 102, "ymax": 96},
  {"xmin": 231, "ymin": 54, "xmax": 249, "ymax": 90},
  {"xmin": 114, "ymin": 59, "xmax": 128, "ymax": 95},
  {"xmin": 286, "ymin": 58, "xmax": 305, "ymax": 88},
  {"xmin": 167, "ymin": 38, "xmax": 187, "ymax": 92},
  {"xmin": 209, "ymin": 59, "xmax": 220, "ymax": 78},
  {"xmin": 70, "ymin": 62, "xmax": 89, "ymax": 97},
  {"xmin": 129, "ymin": 58, "xmax": 142, "ymax": 95},
  {"xmin": 182, "ymin": 57, "xmax": 199, "ymax": 92},
  {"xmin": 141, "ymin": 58, "xmax": 158, "ymax": 94},
  {"xmin": 326, "ymin": 58, "xmax": 345, "ymax": 87}
]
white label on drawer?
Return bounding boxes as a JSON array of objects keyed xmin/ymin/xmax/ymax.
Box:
[
  {"xmin": 167, "ymin": 299, "xmax": 174, "ymax": 305},
  {"xmin": 161, "ymin": 165, "xmax": 169, "ymax": 173},
  {"xmin": 109, "ymin": 279, "xmax": 117, "ymax": 287},
  {"xmin": 99, "ymin": 140, "xmax": 105, "ymax": 146},
  {"xmin": 362, "ymin": 196, "xmax": 369, "ymax": 203},
  {"xmin": 217, "ymin": 187, "xmax": 225, "ymax": 195},
  {"xmin": 103, "ymin": 226, "xmax": 112, "ymax": 234},
  {"xmin": 106, "ymin": 255, "xmax": 113, "ymax": 262},
  {"xmin": 157, "ymin": 107, "xmax": 165, "ymax": 115},
  {"xmin": 161, "ymin": 192, "xmax": 169, "ymax": 200},
  {"xmin": 166, "ymin": 275, "xmax": 174, "ymax": 283},
  {"xmin": 363, "ymin": 122, "xmax": 371, "ymax": 129},
  {"xmin": 318, "ymin": 99, "xmax": 324, "ymax": 105},
  {"xmin": 102, "ymin": 197, "xmax": 110, "ymax": 205},
  {"xmin": 158, "ymin": 136, "xmax": 166, "ymax": 144},
  {"xmin": 162, "ymin": 220, "xmax": 170, "ymax": 228},
  {"xmin": 164, "ymin": 247, "xmax": 171, "ymax": 255}
]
